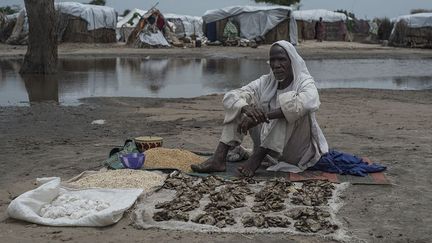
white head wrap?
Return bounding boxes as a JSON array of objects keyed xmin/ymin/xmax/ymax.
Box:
[{"xmin": 270, "ymin": 40, "xmax": 314, "ymax": 90}]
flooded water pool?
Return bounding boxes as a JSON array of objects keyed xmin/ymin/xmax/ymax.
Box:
[{"xmin": 0, "ymin": 57, "xmax": 431, "ymax": 106}]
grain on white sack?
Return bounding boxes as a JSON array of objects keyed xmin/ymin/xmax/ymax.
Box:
[{"xmin": 69, "ymin": 169, "xmax": 166, "ymax": 191}]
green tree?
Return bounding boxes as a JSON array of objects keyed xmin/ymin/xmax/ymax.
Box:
[
  {"xmin": 254, "ymin": 0, "xmax": 300, "ymax": 6},
  {"xmin": 88, "ymin": 0, "xmax": 106, "ymax": 6},
  {"xmin": 0, "ymin": 5, "xmax": 20, "ymax": 15}
]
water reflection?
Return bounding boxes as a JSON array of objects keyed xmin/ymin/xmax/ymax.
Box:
[
  {"xmin": 23, "ymin": 74, "xmax": 59, "ymax": 104},
  {"xmin": 0, "ymin": 57, "xmax": 431, "ymax": 106}
]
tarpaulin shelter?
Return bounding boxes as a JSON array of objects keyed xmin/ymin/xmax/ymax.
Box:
[
  {"xmin": 116, "ymin": 8, "xmax": 147, "ymax": 42},
  {"xmin": 164, "ymin": 13, "xmax": 204, "ymax": 39},
  {"xmin": 126, "ymin": 8, "xmax": 171, "ymax": 48},
  {"xmin": 202, "ymin": 5, "xmax": 297, "ymax": 45},
  {"xmin": 293, "ymin": 9, "xmax": 347, "ymax": 41},
  {"xmin": 5, "ymin": 2, "xmax": 117, "ymax": 45},
  {"xmin": 0, "ymin": 13, "xmax": 18, "ymax": 43},
  {"xmin": 389, "ymin": 13, "xmax": 432, "ymax": 48}
]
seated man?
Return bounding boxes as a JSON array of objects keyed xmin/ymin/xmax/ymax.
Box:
[{"xmin": 191, "ymin": 40, "xmax": 328, "ymax": 177}]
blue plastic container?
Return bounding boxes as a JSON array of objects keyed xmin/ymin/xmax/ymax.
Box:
[{"xmin": 119, "ymin": 153, "xmax": 145, "ymax": 169}]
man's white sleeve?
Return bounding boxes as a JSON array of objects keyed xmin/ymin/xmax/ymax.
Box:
[{"xmin": 278, "ymin": 82, "xmax": 320, "ymax": 123}]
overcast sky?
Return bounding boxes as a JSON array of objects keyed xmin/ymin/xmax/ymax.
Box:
[{"xmin": 2, "ymin": 0, "xmax": 432, "ymax": 19}]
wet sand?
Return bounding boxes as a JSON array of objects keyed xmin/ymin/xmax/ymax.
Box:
[{"xmin": 0, "ymin": 43, "xmax": 432, "ymax": 243}]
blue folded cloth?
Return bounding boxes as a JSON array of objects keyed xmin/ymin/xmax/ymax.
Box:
[{"xmin": 310, "ymin": 150, "xmax": 387, "ymax": 177}]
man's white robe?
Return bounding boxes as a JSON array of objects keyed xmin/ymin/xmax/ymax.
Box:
[{"xmin": 220, "ymin": 40, "xmax": 328, "ymax": 172}]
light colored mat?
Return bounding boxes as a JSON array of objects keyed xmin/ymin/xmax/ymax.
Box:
[{"xmin": 132, "ymin": 179, "xmax": 352, "ymax": 242}]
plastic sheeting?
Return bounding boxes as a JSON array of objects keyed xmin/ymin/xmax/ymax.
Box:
[
  {"xmin": 391, "ymin": 12, "xmax": 432, "ymax": 28},
  {"xmin": 293, "ymin": 9, "xmax": 347, "ymax": 23},
  {"xmin": 164, "ymin": 13, "xmax": 204, "ymax": 38},
  {"xmin": 117, "ymin": 8, "xmax": 147, "ymax": 28},
  {"xmin": 139, "ymin": 29, "xmax": 170, "ymax": 47},
  {"xmin": 7, "ymin": 177, "xmax": 143, "ymax": 227},
  {"xmin": 55, "ymin": 2, "xmax": 116, "ymax": 30},
  {"xmin": 202, "ymin": 5, "xmax": 297, "ymax": 44}
]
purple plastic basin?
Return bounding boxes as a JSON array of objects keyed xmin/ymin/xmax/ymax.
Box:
[{"xmin": 119, "ymin": 153, "xmax": 145, "ymax": 169}]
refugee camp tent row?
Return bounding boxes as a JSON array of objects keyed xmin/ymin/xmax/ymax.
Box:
[
  {"xmin": 117, "ymin": 8, "xmax": 204, "ymax": 48},
  {"xmin": 293, "ymin": 9, "xmax": 348, "ymax": 41},
  {"xmin": 202, "ymin": 5, "xmax": 298, "ymax": 45},
  {"xmin": 390, "ymin": 12, "xmax": 432, "ymax": 48},
  {"xmin": 2, "ymin": 2, "xmax": 116, "ymax": 45}
]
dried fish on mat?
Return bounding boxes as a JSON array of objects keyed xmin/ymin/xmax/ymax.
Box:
[
  {"xmin": 153, "ymin": 210, "xmax": 189, "ymax": 222},
  {"xmin": 242, "ymin": 214, "xmax": 291, "ymax": 228},
  {"xmin": 286, "ymin": 207, "xmax": 337, "ymax": 233},
  {"xmin": 291, "ymin": 180, "xmax": 335, "ymax": 206},
  {"xmin": 252, "ymin": 178, "xmax": 293, "ymax": 212},
  {"xmin": 192, "ymin": 210, "xmax": 236, "ymax": 228}
]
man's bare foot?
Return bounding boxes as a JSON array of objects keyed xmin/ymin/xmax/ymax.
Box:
[
  {"xmin": 237, "ymin": 147, "xmax": 269, "ymax": 177},
  {"xmin": 191, "ymin": 142, "xmax": 229, "ymax": 173},
  {"xmin": 191, "ymin": 157, "xmax": 226, "ymax": 173}
]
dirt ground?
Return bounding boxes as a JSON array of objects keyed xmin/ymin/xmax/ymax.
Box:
[{"xmin": 0, "ymin": 42, "xmax": 432, "ymax": 243}]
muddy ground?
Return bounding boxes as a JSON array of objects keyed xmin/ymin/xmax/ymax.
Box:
[{"xmin": 0, "ymin": 42, "xmax": 432, "ymax": 243}]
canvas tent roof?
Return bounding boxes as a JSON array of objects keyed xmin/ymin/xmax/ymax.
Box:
[
  {"xmin": 202, "ymin": 5, "xmax": 292, "ymax": 23},
  {"xmin": 293, "ymin": 9, "xmax": 347, "ymax": 22},
  {"xmin": 55, "ymin": 2, "xmax": 116, "ymax": 30},
  {"xmin": 391, "ymin": 12, "xmax": 432, "ymax": 28},
  {"xmin": 164, "ymin": 13, "xmax": 203, "ymax": 37},
  {"xmin": 202, "ymin": 5, "xmax": 296, "ymax": 44},
  {"xmin": 117, "ymin": 8, "xmax": 147, "ymax": 28}
]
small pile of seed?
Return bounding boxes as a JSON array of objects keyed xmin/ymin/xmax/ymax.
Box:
[
  {"xmin": 242, "ymin": 214, "xmax": 291, "ymax": 228},
  {"xmin": 286, "ymin": 207, "xmax": 337, "ymax": 233},
  {"xmin": 68, "ymin": 169, "xmax": 166, "ymax": 191},
  {"xmin": 291, "ymin": 180, "xmax": 335, "ymax": 206},
  {"xmin": 252, "ymin": 178, "xmax": 293, "ymax": 212},
  {"xmin": 144, "ymin": 148, "xmax": 205, "ymax": 172}
]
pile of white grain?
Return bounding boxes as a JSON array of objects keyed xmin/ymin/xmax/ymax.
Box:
[
  {"xmin": 40, "ymin": 194, "xmax": 110, "ymax": 219},
  {"xmin": 68, "ymin": 169, "xmax": 166, "ymax": 192},
  {"xmin": 144, "ymin": 148, "xmax": 205, "ymax": 172}
]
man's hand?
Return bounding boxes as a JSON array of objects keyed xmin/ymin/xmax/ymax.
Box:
[
  {"xmin": 241, "ymin": 105, "xmax": 269, "ymax": 123},
  {"xmin": 237, "ymin": 116, "xmax": 259, "ymax": 135}
]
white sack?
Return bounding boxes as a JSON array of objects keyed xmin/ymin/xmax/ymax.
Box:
[{"xmin": 7, "ymin": 177, "xmax": 143, "ymax": 227}]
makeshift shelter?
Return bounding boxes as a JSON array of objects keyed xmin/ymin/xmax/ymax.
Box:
[
  {"xmin": 126, "ymin": 8, "xmax": 171, "ymax": 48},
  {"xmin": 5, "ymin": 2, "xmax": 116, "ymax": 45},
  {"xmin": 293, "ymin": 9, "xmax": 347, "ymax": 41},
  {"xmin": 164, "ymin": 13, "xmax": 204, "ymax": 39},
  {"xmin": 0, "ymin": 13, "xmax": 18, "ymax": 43},
  {"xmin": 202, "ymin": 5, "xmax": 297, "ymax": 45},
  {"xmin": 390, "ymin": 13, "xmax": 432, "ymax": 48},
  {"xmin": 116, "ymin": 8, "xmax": 147, "ymax": 42}
]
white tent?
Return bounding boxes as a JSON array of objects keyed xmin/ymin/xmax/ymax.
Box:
[
  {"xmin": 164, "ymin": 13, "xmax": 203, "ymax": 38},
  {"xmin": 7, "ymin": 2, "xmax": 116, "ymax": 44},
  {"xmin": 55, "ymin": 2, "xmax": 116, "ymax": 30},
  {"xmin": 293, "ymin": 9, "xmax": 347, "ymax": 23},
  {"xmin": 203, "ymin": 5, "xmax": 297, "ymax": 45},
  {"xmin": 391, "ymin": 12, "xmax": 432, "ymax": 28}
]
